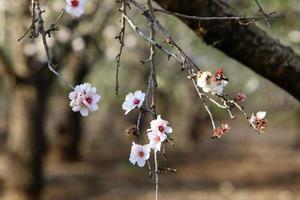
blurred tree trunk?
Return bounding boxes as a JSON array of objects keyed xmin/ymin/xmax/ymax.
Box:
[
  {"xmin": 154, "ymin": 0, "xmax": 300, "ymax": 101},
  {"xmin": 0, "ymin": 2, "xmax": 52, "ymax": 199},
  {"xmin": 53, "ymin": 104, "xmax": 82, "ymax": 161},
  {"xmin": 1, "ymin": 83, "xmax": 47, "ymax": 200},
  {"xmin": 293, "ymin": 108, "xmax": 300, "ymax": 149}
]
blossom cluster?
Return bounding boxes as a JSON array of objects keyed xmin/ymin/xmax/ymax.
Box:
[
  {"xmin": 129, "ymin": 115, "xmax": 173, "ymax": 167},
  {"xmin": 62, "ymin": 0, "xmax": 268, "ymax": 170},
  {"xmin": 196, "ymin": 68, "xmax": 228, "ymax": 95},
  {"xmin": 122, "ymin": 90, "xmax": 173, "ymax": 167}
]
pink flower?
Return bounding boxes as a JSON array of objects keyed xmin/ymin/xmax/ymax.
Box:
[
  {"xmin": 69, "ymin": 83, "xmax": 101, "ymax": 116},
  {"xmin": 215, "ymin": 68, "xmax": 224, "ymax": 79},
  {"xmin": 234, "ymin": 93, "xmax": 247, "ymax": 102},
  {"xmin": 122, "ymin": 90, "xmax": 145, "ymax": 115},
  {"xmin": 66, "ymin": 0, "xmax": 87, "ymax": 18},
  {"xmin": 147, "ymin": 131, "xmax": 167, "ymax": 151},
  {"xmin": 129, "ymin": 142, "xmax": 150, "ymax": 167},
  {"xmin": 148, "ymin": 115, "xmax": 173, "ymax": 135},
  {"xmin": 250, "ymin": 111, "xmax": 267, "ymax": 132},
  {"xmin": 212, "ymin": 123, "xmax": 230, "ymax": 139}
]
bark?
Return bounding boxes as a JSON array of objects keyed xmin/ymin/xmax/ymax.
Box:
[{"xmin": 154, "ymin": 0, "xmax": 300, "ymax": 101}]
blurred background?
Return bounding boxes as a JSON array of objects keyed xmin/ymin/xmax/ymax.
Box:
[{"xmin": 0, "ymin": 0, "xmax": 299, "ymax": 199}]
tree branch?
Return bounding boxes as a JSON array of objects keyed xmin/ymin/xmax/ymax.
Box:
[{"xmin": 154, "ymin": 0, "xmax": 300, "ymax": 101}]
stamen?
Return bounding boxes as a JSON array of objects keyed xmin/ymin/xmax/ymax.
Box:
[
  {"xmin": 158, "ymin": 125, "xmax": 164, "ymax": 132},
  {"xmin": 71, "ymin": 0, "xmax": 79, "ymax": 8},
  {"xmin": 138, "ymin": 151, "xmax": 144, "ymax": 157},
  {"xmin": 133, "ymin": 99, "xmax": 140, "ymax": 105},
  {"xmin": 85, "ymin": 97, "xmax": 92, "ymax": 105}
]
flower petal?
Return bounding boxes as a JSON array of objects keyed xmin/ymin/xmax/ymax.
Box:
[{"xmin": 80, "ymin": 107, "xmax": 89, "ymax": 116}]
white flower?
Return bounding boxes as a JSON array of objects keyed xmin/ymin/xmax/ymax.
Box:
[
  {"xmin": 148, "ymin": 115, "xmax": 173, "ymax": 135},
  {"xmin": 147, "ymin": 131, "xmax": 167, "ymax": 151},
  {"xmin": 256, "ymin": 111, "xmax": 267, "ymax": 120},
  {"xmin": 122, "ymin": 90, "xmax": 145, "ymax": 115},
  {"xmin": 210, "ymin": 81, "xmax": 228, "ymax": 95},
  {"xmin": 66, "ymin": 0, "xmax": 87, "ymax": 18},
  {"xmin": 129, "ymin": 142, "xmax": 150, "ymax": 167},
  {"xmin": 250, "ymin": 111, "xmax": 267, "ymax": 133},
  {"xmin": 197, "ymin": 71, "xmax": 212, "ymax": 93},
  {"xmin": 250, "ymin": 111, "xmax": 267, "ymax": 123},
  {"xmin": 197, "ymin": 71, "xmax": 228, "ymax": 95},
  {"xmin": 69, "ymin": 83, "xmax": 101, "ymax": 117}
]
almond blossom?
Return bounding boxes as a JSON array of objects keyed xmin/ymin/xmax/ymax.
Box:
[
  {"xmin": 147, "ymin": 131, "xmax": 167, "ymax": 151},
  {"xmin": 250, "ymin": 111, "xmax": 267, "ymax": 132},
  {"xmin": 69, "ymin": 83, "xmax": 101, "ymax": 117},
  {"xmin": 129, "ymin": 142, "xmax": 150, "ymax": 167},
  {"xmin": 234, "ymin": 93, "xmax": 247, "ymax": 102},
  {"xmin": 66, "ymin": 0, "xmax": 87, "ymax": 18},
  {"xmin": 212, "ymin": 123, "xmax": 230, "ymax": 139},
  {"xmin": 148, "ymin": 115, "xmax": 172, "ymax": 135},
  {"xmin": 196, "ymin": 69, "xmax": 228, "ymax": 95},
  {"xmin": 122, "ymin": 90, "xmax": 145, "ymax": 115}
]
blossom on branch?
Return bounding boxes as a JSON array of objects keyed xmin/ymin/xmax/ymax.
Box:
[
  {"xmin": 196, "ymin": 69, "xmax": 228, "ymax": 95},
  {"xmin": 122, "ymin": 90, "xmax": 145, "ymax": 115},
  {"xmin": 250, "ymin": 111, "xmax": 267, "ymax": 132},
  {"xmin": 147, "ymin": 131, "xmax": 167, "ymax": 151},
  {"xmin": 66, "ymin": 0, "xmax": 87, "ymax": 18},
  {"xmin": 212, "ymin": 123, "xmax": 230, "ymax": 139},
  {"xmin": 148, "ymin": 115, "xmax": 173, "ymax": 135},
  {"xmin": 129, "ymin": 142, "xmax": 150, "ymax": 167},
  {"xmin": 69, "ymin": 83, "xmax": 101, "ymax": 117},
  {"xmin": 234, "ymin": 93, "xmax": 247, "ymax": 102},
  {"xmin": 146, "ymin": 115, "xmax": 172, "ymax": 151}
]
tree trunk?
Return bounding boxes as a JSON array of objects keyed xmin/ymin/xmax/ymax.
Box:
[
  {"xmin": 0, "ymin": 84, "xmax": 46, "ymax": 200},
  {"xmin": 52, "ymin": 102, "xmax": 82, "ymax": 161},
  {"xmin": 51, "ymin": 56, "xmax": 90, "ymax": 162},
  {"xmin": 154, "ymin": 0, "xmax": 300, "ymax": 101}
]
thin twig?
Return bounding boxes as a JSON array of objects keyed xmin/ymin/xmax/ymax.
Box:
[
  {"xmin": 153, "ymin": 8, "xmax": 283, "ymax": 23},
  {"xmin": 154, "ymin": 150, "xmax": 159, "ymax": 200},
  {"xmin": 130, "ymin": 0, "xmax": 201, "ymax": 72},
  {"xmin": 147, "ymin": 1, "xmax": 159, "ymax": 199},
  {"xmin": 136, "ymin": 110, "xmax": 144, "ymax": 142},
  {"xmin": 36, "ymin": 1, "xmax": 74, "ymax": 90},
  {"xmin": 217, "ymin": 95, "xmax": 258, "ymax": 131},
  {"xmin": 115, "ymin": 0, "xmax": 127, "ymax": 95},
  {"xmin": 53, "ymin": 9, "xmax": 66, "ymax": 26},
  {"xmin": 147, "ymin": 160, "xmax": 152, "ymax": 178},
  {"xmin": 31, "ymin": 0, "xmax": 38, "ymax": 38},
  {"xmin": 254, "ymin": 0, "xmax": 273, "ymax": 28},
  {"xmin": 190, "ymin": 75, "xmax": 216, "ymax": 130},
  {"xmin": 17, "ymin": 19, "xmax": 38, "ymax": 42},
  {"xmin": 122, "ymin": 14, "xmax": 182, "ymax": 63}
]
